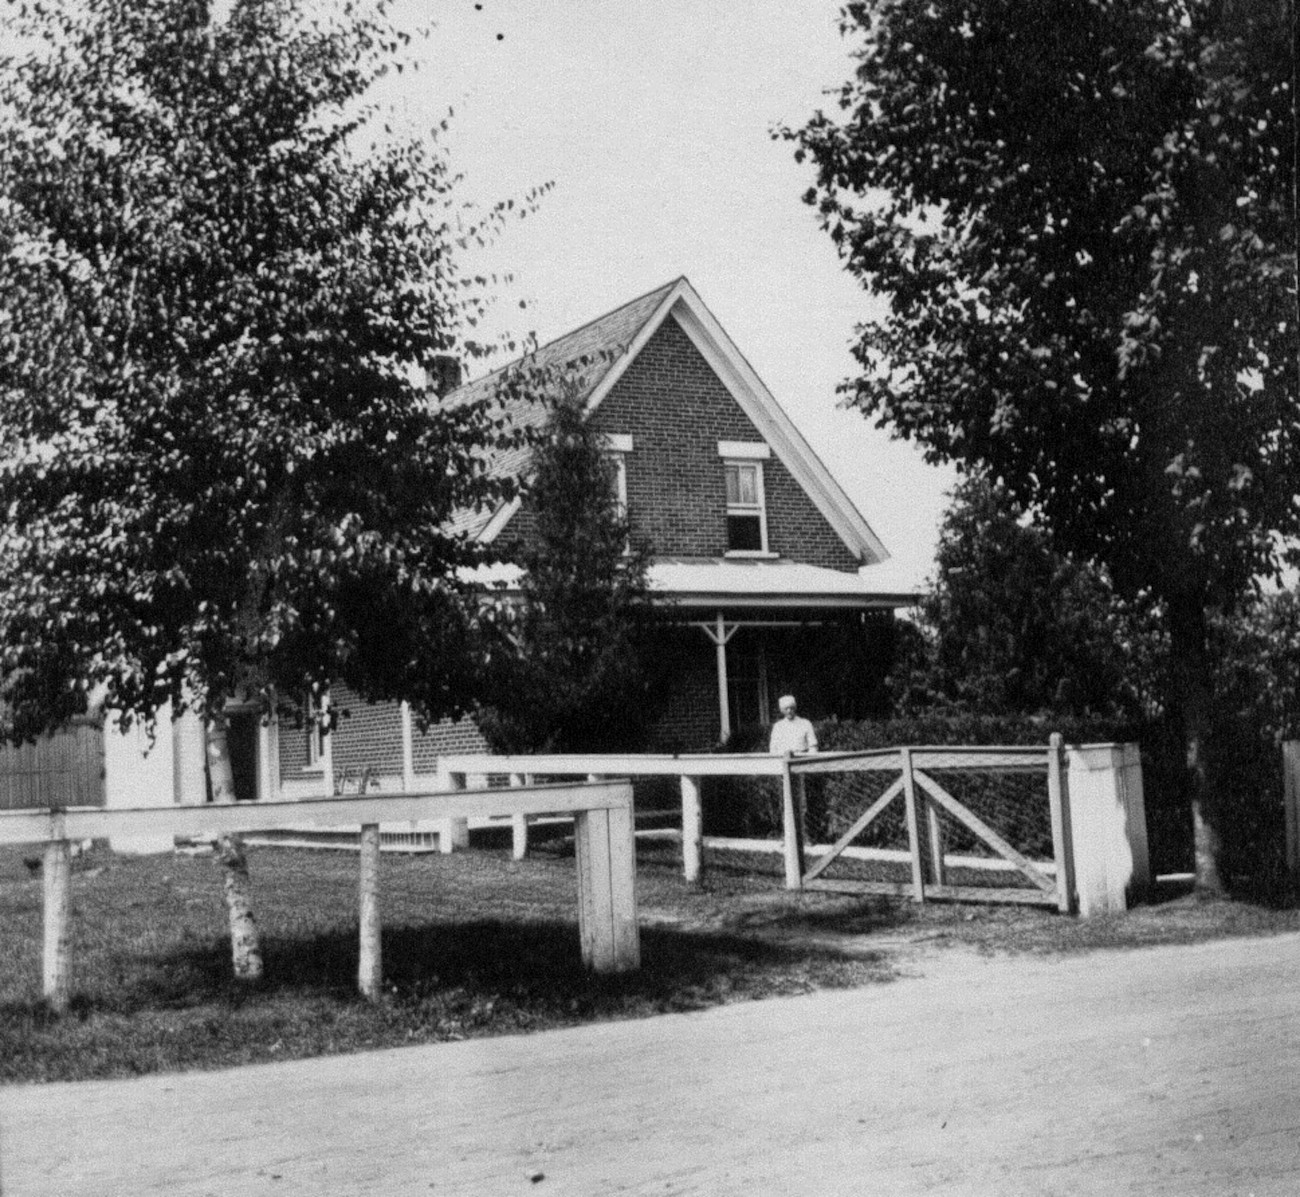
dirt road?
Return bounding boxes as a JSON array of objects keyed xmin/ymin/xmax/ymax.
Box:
[{"xmin": 2, "ymin": 932, "xmax": 1299, "ymax": 1196}]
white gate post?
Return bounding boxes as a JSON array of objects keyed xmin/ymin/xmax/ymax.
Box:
[
  {"xmin": 1065, "ymin": 743, "xmax": 1150, "ymax": 915},
  {"xmin": 681, "ymin": 775, "xmax": 703, "ymax": 884}
]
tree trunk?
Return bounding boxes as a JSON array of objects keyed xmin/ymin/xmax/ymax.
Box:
[
  {"xmin": 1166, "ymin": 595, "xmax": 1224, "ymax": 895},
  {"xmin": 206, "ymin": 713, "xmax": 265, "ymax": 981}
]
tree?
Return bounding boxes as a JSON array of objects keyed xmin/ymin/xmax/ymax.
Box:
[
  {"xmin": 785, "ymin": 0, "xmax": 1297, "ymax": 888},
  {"xmin": 894, "ymin": 475, "xmax": 1163, "ymax": 720},
  {"xmin": 0, "ymin": 0, "xmax": 524, "ymax": 979},
  {"xmin": 474, "ymin": 373, "xmax": 663, "ymax": 754}
]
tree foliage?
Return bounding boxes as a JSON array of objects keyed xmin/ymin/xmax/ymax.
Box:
[
  {"xmin": 893, "ymin": 475, "xmax": 1163, "ymax": 720},
  {"xmin": 474, "ymin": 375, "xmax": 662, "ymax": 754},
  {"xmin": 787, "ymin": 0, "xmax": 1295, "ymax": 613},
  {"xmin": 785, "ymin": 0, "xmax": 1297, "ymax": 887},
  {"xmin": 0, "ymin": 0, "xmax": 525, "ymax": 740}
]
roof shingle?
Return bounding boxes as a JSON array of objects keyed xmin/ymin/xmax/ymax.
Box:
[{"xmin": 441, "ymin": 278, "xmax": 681, "ymax": 540}]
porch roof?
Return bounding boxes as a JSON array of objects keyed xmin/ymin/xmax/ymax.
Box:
[
  {"xmin": 651, "ymin": 557, "xmax": 920, "ymax": 609},
  {"xmin": 464, "ymin": 557, "xmax": 921, "ymax": 610}
]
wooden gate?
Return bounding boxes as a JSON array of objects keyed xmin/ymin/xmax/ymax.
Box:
[{"xmin": 787, "ymin": 737, "xmax": 1073, "ymax": 912}]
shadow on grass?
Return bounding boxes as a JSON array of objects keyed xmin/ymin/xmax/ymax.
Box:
[{"xmin": 1, "ymin": 918, "xmax": 894, "ymax": 1025}]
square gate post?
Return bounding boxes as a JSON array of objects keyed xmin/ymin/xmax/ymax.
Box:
[
  {"xmin": 1065, "ymin": 743, "xmax": 1149, "ymax": 915},
  {"xmin": 573, "ymin": 787, "xmax": 639, "ymax": 972}
]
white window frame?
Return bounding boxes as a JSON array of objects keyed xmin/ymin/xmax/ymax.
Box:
[
  {"xmin": 608, "ymin": 452, "xmax": 628, "ymax": 518},
  {"xmin": 722, "ymin": 458, "xmax": 770, "ymax": 556},
  {"xmin": 601, "ymin": 433, "xmax": 633, "ymax": 524}
]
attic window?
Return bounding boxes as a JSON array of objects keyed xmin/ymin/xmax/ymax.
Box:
[{"xmin": 724, "ymin": 460, "xmax": 768, "ymax": 554}]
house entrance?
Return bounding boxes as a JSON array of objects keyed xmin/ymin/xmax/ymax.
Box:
[{"xmin": 225, "ymin": 711, "xmax": 260, "ymax": 802}]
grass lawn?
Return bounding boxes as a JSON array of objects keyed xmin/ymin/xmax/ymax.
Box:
[{"xmin": 2, "ymin": 831, "xmax": 1297, "ymax": 1084}]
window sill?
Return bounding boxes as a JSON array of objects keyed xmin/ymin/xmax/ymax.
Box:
[{"xmin": 724, "ymin": 550, "xmax": 779, "ymax": 559}]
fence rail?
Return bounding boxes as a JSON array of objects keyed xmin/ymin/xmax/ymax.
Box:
[
  {"xmin": 436, "ymin": 741, "xmax": 1149, "ymax": 917},
  {"xmin": 1, "ymin": 780, "xmax": 639, "ymax": 1012}
]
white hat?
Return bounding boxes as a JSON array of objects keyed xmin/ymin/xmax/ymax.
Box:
[{"xmin": 777, "ymin": 695, "xmax": 796, "ymax": 710}]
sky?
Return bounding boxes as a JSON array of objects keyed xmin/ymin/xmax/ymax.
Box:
[{"xmin": 394, "ymin": 0, "xmax": 957, "ymax": 586}]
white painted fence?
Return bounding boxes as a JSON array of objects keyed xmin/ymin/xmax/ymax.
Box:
[
  {"xmin": 437, "ymin": 742, "xmax": 1151, "ymax": 916},
  {"xmin": 0, "ymin": 780, "xmax": 639, "ymax": 1011}
]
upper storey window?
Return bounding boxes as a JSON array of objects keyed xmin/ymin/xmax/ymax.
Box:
[
  {"xmin": 601, "ymin": 433, "xmax": 633, "ymax": 521},
  {"xmin": 719, "ymin": 441, "xmax": 771, "ymax": 555}
]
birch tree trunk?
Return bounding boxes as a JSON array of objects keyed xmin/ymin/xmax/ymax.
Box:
[{"xmin": 206, "ymin": 713, "xmax": 265, "ymax": 981}]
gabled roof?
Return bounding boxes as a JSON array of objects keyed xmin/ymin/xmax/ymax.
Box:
[
  {"xmin": 444, "ymin": 278, "xmax": 890, "ymax": 564},
  {"xmin": 442, "ymin": 279, "xmax": 680, "ymax": 541}
]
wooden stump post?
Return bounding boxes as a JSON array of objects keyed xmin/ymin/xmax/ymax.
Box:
[
  {"xmin": 357, "ymin": 823, "xmax": 382, "ymax": 1001},
  {"xmin": 43, "ymin": 838, "xmax": 73, "ymax": 1013},
  {"xmin": 680, "ymin": 775, "xmax": 703, "ymax": 884},
  {"xmin": 780, "ymin": 758, "xmax": 804, "ymax": 890}
]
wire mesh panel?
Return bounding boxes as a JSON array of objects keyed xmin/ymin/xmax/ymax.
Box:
[{"xmin": 793, "ymin": 747, "xmax": 1060, "ymax": 905}]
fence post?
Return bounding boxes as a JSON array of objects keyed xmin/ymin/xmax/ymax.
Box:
[
  {"xmin": 1047, "ymin": 733, "xmax": 1076, "ymax": 913},
  {"xmin": 925, "ymin": 790, "xmax": 946, "ymax": 889},
  {"xmin": 43, "ymin": 835, "xmax": 73, "ymax": 1013},
  {"xmin": 357, "ymin": 823, "xmax": 382, "ymax": 1001},
  {"xmin": 573, "ymin": 789, "xmax": 640, "ymax": 972},
  {"xmin": 780, "ymin": 757, "xmax": 804, "ymax": 890},
  {"xmin": 1283, "ymin": 742, "xmax": 1300, "ymax": 877},
  {"xmin": 681, "ymin": 775, "xmax": 703, "ymax": 884},
  {"xmin": 434, "ymin": 766, "xmax": 470, "ymax": 854},
  {"xmin": 510, "ymin": 773, "xmax": 530, "ymax": 860},
  {"xmin": 900, "ymin": 748, "xmax": 925, "ymax": 902},
  {"xmin": 1065, "ymin": 743, "xmax": 1150, "ymax": 915}
]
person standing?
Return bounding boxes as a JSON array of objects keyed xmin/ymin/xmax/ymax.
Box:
[{"xmin": 769, "ymin": 695, "xmax": 818, "ymax": 755}]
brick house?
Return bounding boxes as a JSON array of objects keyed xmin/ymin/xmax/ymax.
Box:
[
  {"xmin": 15, "ymin": 277, "xmax": 918, "ymax": 831},
  {"xmin": 272, "ymin": 277, "xmax": 918, "ymax": 798}
]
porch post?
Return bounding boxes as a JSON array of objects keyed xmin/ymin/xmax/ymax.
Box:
[
  {"xmin": 399, "ymin": 701, "xmax": 415, "ymax": 791},
  {"xmin": 714, "ymin": 611, "xmax": 731, "ymax": 741}
]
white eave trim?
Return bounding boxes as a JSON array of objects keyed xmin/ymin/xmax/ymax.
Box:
[
  {"xmin": 717, "ymin": 440, "xmax": 770, "ymax": 459},
  {"xmin": 477, "ymin": 495, "xmax": 521, "ymax": 545}
]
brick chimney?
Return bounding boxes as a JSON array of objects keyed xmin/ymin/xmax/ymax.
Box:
[{"xmin": 426, "ymin": 354, "xmax": 463, "ymax": 397}]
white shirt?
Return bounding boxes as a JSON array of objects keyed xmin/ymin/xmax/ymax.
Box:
[{"xmin": 769, "ymin": 715, "xmax": 818, "ymax": 755}]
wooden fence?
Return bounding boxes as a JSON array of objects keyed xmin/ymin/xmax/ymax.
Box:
[
  {"xmin": 438, "ymin": 739, "xmax": 1150, "ymax": 917},
  {"xmin": 0, "ymin": 780, "xmax": 638, "ymax": 1012}
]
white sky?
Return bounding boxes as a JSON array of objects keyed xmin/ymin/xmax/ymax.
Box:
[
  {"xmin": 1, "ymin": 0, "xmax": 956, "ymax": 585},
  {"xmin": 397, "ymin": 0, "xmax": 956, "ymax": 586}
]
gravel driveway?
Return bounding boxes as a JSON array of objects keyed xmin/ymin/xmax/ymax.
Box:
[{"xmin": 2, "ymin": 932, "xmax": 1298, "ymax": 1196}]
